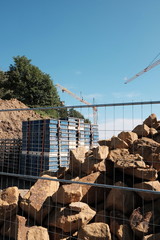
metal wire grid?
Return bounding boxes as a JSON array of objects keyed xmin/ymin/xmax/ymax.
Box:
[
  {"xmin": 0, "ymin": 101, "xmax": 159, "ymax": 239},
  {"xmin": 0, "ymin": 139, "xmax": 22, "ymax": 174}
]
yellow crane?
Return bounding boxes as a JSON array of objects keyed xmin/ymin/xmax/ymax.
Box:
[{"xmin": 55, "ymin": 83, "xmax": 97, "ymax": 124}]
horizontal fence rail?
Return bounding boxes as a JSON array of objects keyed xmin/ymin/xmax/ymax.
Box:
[
  {"xmin": 0, "ymin": 100, "xmax": 160, "ymax": 112},
  {"xmin": 0, "ymin": 171, "xmax": 160, "ymax": 195}
]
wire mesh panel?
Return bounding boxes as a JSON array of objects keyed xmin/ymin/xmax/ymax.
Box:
[
  {"xmin": 0, "ymin": 101, "xmax": 159, "ymax": 239},
  {"xmin": 0, "ymin": 139, "xmax": 22, "ymax": 174}
]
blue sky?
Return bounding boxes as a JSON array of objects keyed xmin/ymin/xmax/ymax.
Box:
[{"xmin": 1, "ymin": 0, "xmax": 160, "ymax": 111}]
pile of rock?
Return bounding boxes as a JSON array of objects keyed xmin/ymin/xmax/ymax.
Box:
[{"xmin": 0, "ymin": 113, "xmax": 160, "ymax": 239}]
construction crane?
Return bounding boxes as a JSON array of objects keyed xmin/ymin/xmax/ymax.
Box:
[
  {"xmin": 124, "ymin": 58, "xmax": 160, "ymax": 84},
  {"xmin": 55, "ymin": 83, "xmax": 98, "ymax": 124}
]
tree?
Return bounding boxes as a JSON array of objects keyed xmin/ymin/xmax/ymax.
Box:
[
  {"xmin": 0, "ymin": 56, "xmax": 89, "ymax": 121},
  {"xmin": 3, "ymin": 56, "xmax": 61, "ymax": 108},
  {"xmin": 68, "ymin": 108, "xmax": 84, "ymax": 119},
  {"xmin": 68, "ymin": 108, "xmax": 91, "ymax": 123},
  {"xmin": 0, "ymin": 70, "xmax": 10, "ymax": 98}
]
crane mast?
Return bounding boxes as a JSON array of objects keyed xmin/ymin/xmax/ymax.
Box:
[
  {"xmin": 125, "ymin": 59, "xmax": 160, "ymax": 84},
  {"xmin": 55, "ymin": 84, "xmax": 97, "ymax": 124}
]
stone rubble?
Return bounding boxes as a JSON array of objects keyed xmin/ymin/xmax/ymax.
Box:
[
  {"xmin": 0, "ymin": 113, "xmax": 160, "ymax": 239},
  {"xmin": 19, "ymin": 175, "xmax": 59, "ymax": 225}
]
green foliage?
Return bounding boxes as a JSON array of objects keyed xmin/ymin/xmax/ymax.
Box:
[
  {"xmin": 0, "ymin": 56, "xmax": 89, "ymax": 122},
  {"xmin": 0, "ymin": 70, "xmax": 10, "ymax": 98},
  {"xmin": 67, "ymin": 108, "xmax": 91, "ymax": 123},
  {"xmin": 57, "ymin": 107, "xmax": 68, "ymax": 119},
  {"xmin": 68, "ymin": 108, "xmax": 84, "ymax": 119},
  {"xmin": 37, "ymin": 107, "xmax": 88, "ymax": 121},
  {"xmin": 2, "ymin": 56, "xmax": 61, "ymax": 108},
  {"xmin": 35, "ymin": 109, "xmax": 59, "ymax": 119},
  {"xmin": 84, "ymin": 118, "xmax": 91, "ymax": 123}
]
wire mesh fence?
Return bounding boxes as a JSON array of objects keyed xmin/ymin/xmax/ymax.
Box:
[{"xmin": 0, "ymin": 101, "xmax": 160, "ymax": 239}]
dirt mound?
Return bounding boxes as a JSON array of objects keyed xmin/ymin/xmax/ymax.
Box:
[{"xmin": 0, "ymin": 99, "xmax": 42, "ymax": 139}]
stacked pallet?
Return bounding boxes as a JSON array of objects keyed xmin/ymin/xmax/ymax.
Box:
[
  {"xmin": 58, "ymin": 119, "xmax": 70, "ymax": 167},
  {"xmin": 91, "ymin": 124, "xmax": 99, "ymax": 147},
  {"xmin": 84, "ymin": 123, "xmax": 91, "ymax": 149},
  {"xmin": 20, "ymin": 118, "xmax": 99, "ymax": 176},
  {"xmin": 77, "ymin": 118, "xmax": 85, "ymax": 147},
  {"xmin": 21, "ymin": 119, "xmax": 59, "ymax": 176}
]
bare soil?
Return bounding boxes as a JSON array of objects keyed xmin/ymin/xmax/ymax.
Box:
[{"xmin": 0, "ymin": 99, "xmax": 42, "ymax": 139}]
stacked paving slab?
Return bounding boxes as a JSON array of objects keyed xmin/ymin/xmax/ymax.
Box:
[{"xmin": 20, "ymin": 117, "xmax": 98, "ymax": 176}]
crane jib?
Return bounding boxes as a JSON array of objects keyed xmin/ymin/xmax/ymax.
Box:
[{"xmin": 125, "ymin": 59, "xmax": 160, "ymax": 84}]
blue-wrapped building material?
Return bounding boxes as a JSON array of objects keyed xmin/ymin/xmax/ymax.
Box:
[
  {"xmin": 90, "ymin": 124, "xmax": 99, "ymax": 148},
  {"xmin": 21, "ymin": 119, "xmax": 59, "ymax": 175},
  {"xmin": 59, "ymin": 119, "xmax": 69, "ymax": 168},
  {"xmin": 20, "ymin": 118, "xmax": 99, "ymax": 176}
]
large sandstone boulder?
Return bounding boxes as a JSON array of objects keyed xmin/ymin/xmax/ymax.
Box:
[
  {"xmin": 80, "ymin": 172, "xmax": 112, "ymax": 204},
  {"xmin": 108, "ymin": 148, "xmax": 158, "ymax": 180},
  {"xmin": 108, "ymin": 148, "xmax": 143, "ymax": 164},
  {"xmin": 129, "ymin": 167, "xmax": 158, "ymax": 181},
  {"xmin": 92, "ymin": 145, "xmax": 109, "ymax": 159},
  {"xmin": 147, "ymin": 152, "xmax": 160, "ymax": 171},
  {"xmin": 46, "ymin": 202, "xmax": 96, "ymax": 233},
  {"xmin": 130, "ymin": 137, "xmax": 160, "ymax": 160},
  {"xmin": 155, "ymin": 120, "xmax": 160, "ymax": 130},
  {"xmin": 78, "ymin": 222, "xmax": 112, "ymax": 240},
  {"xmin": 0, "ymin": 186, "xmax": 19, "ymax": 224},
  {"xmin": 110, "ymin": 211, "xmax": 133, "ymax": 240},
  {"xmin": 143, "ymin": 233, "xmax": 160, "ymax": 240},
  {"xmin": 130, "ymin": 207, "xmax": 152, "ymax": 239},
  {"xmin": 69, "ymin": 146, "xmax": 87, "ymax": 176},
  {"xmin": 20, "ymin": 175, "xmax": 59, "ymax": 224},
  {"xmin": 52, "ymin": 183, "xmax": 82, "ymax": 204},
  {"xmin": 118, "ymin": 131, "xmax": 138, "ymax": 145},
  {"xmin": 106, "ymin": 181, "xmax": 138, "ymax": 215},
  {"xmin": 81, "ymin": 156, "xmax": 106, "ymax": 175},
  {"xmin": 143, "ymin": 113, "xmax": 157, "ymax": 128},
  {"xmin": 70, "ymin": 146, "xmax": 106, "ymax": 176},
  {"xmin": 50, "ymin": 172, "xmax": 111, "ymax": 205},
  {"xmin": 19, "ymin": 189, "xmax": 29, "ymax": 199},
  {"xmin": 134, "ymin": 181, "xmax": 160, "ymax": 201},
  {"xmin": 149, "ymin": 127, "xmax": 157, "ymax": 136},
  {"xmin": 142, "ymin": 199, "xmax": 160, "ymax": 234},
  {"xmin": 0, "ymin": 215, "xmax": 28, "ymax": 239},
  {"xmin": 131, "ymin": 137, "xmax": 160, "ymax": 172},
  {"xmin": 94, "ymin": 209, "xmax": 109, "ymax": 223},
  {"xmin": 26, "ymin": 226, "xmax": 49, "ymax": 240},
  {"xmin": 110, "ymin": 136, "xmax": 128, "ymax": 149},
  {"xmin": 132, "ymin": 124, "xmax": 150, "ymax": 137},
  {"xmin": 0, "ymin": 215, "xmax": 49, "ymax": 240},
  {"xmin": 153, "ymin": 132, "xmax": 160, "ymax": 143},
  {"xmin": 98, "ymin": 139, "xmax": 111, "ymax": 148}
]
